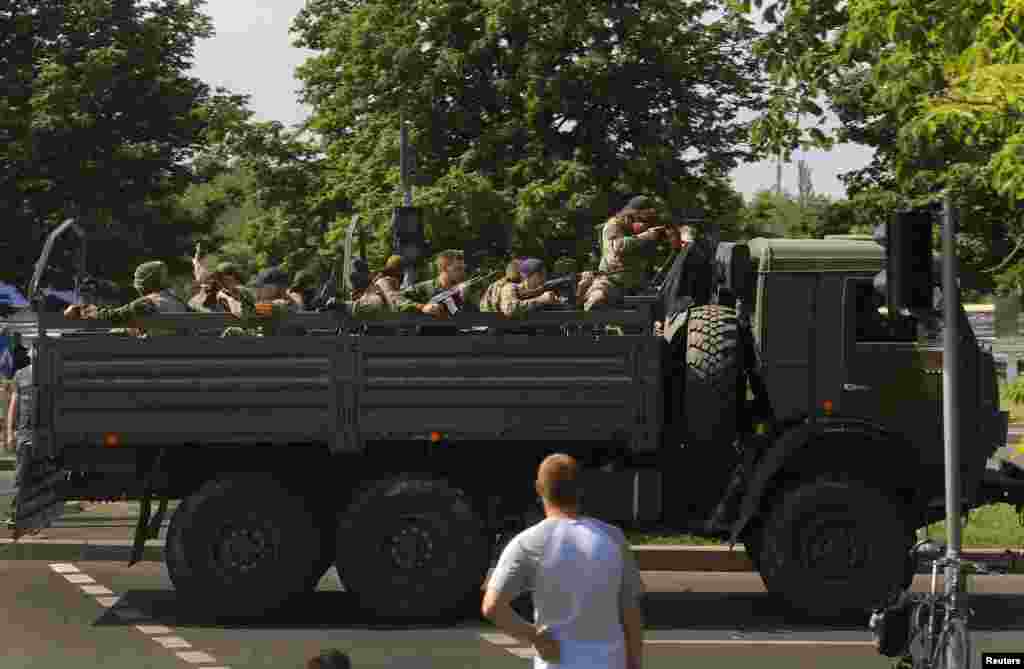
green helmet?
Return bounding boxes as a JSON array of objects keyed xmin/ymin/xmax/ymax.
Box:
[
  {"xmin": 133, "ymin": 261, "xmax": 169, "ymax": 294},
  {"xmin": 290, "ymin": 268, "xmax": 317, "ymax": 291},
  {"xmin": 214, "ymin": 262, "xmax": 244, "ymax": 282}
]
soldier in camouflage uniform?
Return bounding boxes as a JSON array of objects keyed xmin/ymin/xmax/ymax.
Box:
[
  {"xmin": 396, "ymin": 250, "xmax": 488, "ymax": 318},
  {"xmin": 352, "ymin": 255, "xmax": 405, "ymax": 317},
  {"xmin": 480, "ymin": 259, "xmax": 522, "ymax": 313},
  {"xmin": 580, "ymin": 195, "xmax": 667, "ymax": 311},
  {"xmin": 189, "ymin": 262, "xmax": 255, "ymax": 317},
  {"xmin": 287, "ymin": 269, "xmax": 319, "ymax": 311},
  {"xmin": 222, "ymin": 267, "xmax": 298, "ymax": 337},
  {"xmin": 498, "ymin": 258, "xmax": 564, "ymax": 317},
  {"xmin": 63, "ymin": 261, "xmax": 191, "ymax": 335}
]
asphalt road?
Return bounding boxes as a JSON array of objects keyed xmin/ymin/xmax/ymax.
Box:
[{"xmin": 2, "ymin": 561, "xmax": 1023, "ymax": 669}]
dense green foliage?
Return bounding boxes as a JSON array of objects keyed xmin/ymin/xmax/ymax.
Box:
[
  {"xmin": 278, "ymin": 0, "xmax": 766, "ymax": 274},
  {"xmin": 1, "ymin": 0, "xmax": 250, "ymax": 290}
]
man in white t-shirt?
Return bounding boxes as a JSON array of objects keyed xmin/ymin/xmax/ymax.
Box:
[{"xmin": 482, "ymin": 453, "xmax": 646, "ymax": 668}]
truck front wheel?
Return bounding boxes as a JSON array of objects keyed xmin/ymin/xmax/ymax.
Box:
[
  {"xmin": 336, "ymin": 476, "xmax": 490, "ymax": 623},
  {"xmin": 758, "ymin": 478, "xmax": 911, "ymax": 618},
  {"xmin": 165, "ymin": 474, "xmax": 324, "ymax": 618}
]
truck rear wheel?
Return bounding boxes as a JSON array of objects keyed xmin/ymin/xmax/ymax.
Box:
[
  {"xmin": 684, "ymin": 305, "xmax": 742, "ymax": 449},
  {"xmin": 165, "ymin": 474, "xmax": 323, "ymax": 618},
  {"xmin": 336, "ymin": 476, "xmax": 490, "ymax": 623},
  {"xmin": 757, "ymin": 478, "xmax": 911, "ymax": 618}
]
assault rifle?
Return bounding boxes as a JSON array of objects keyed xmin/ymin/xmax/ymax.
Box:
[
  {"xmin": 309, "ymin": 261, "xmax": 340, "ymax": 312},
  {"xmin": 427, "ymin": 270, "xmax": 500, "ymax": 317}
]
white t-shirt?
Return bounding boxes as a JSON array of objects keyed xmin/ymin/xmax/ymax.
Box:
[{"xmin": 488, "ymin": 516, "xmax": 644, "ymax": 644}]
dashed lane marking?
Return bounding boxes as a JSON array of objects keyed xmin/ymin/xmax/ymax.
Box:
[
  {"xmin": 48, "ymin": 563, "xmax": 231, "ymax": 668},
  {"xmin": 64, "ymin": 574, "xmax": 95, "ymax": 584},
  {"xmin": 136, "ymin": 625, "xmax": 174, "ymax": 635},
  {"xmin": 154, "ymin": 636, "xmax": 192, "ymax": 649},
  {"xmin": 176, "ymin": 651, "xmax": 218, "ymax": 664}
]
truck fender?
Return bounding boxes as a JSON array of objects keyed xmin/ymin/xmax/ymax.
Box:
[{"xmin": 727, "ymin": 418, "xmax": 915, "ymax": 547}]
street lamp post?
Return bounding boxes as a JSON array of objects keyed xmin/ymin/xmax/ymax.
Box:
[{"xmin": 941, "ymin": 194, "xmax": 967, "ymax": 668}]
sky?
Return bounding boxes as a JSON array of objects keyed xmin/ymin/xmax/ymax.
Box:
[{"xmin": 189, "ymin": 0, "xmax": 875, "ymax": 202}]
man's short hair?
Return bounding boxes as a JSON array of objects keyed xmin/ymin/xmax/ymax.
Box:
[
  {"xmin": 436, "ymin": 249, "xmax": 465, "ymax": 273},
  {"xmin": 536, "ymin": 453, "xmax": 582, "ymax": 509},
  {"xmin": 307, "ymin": 649, "xmax": 351, "ymax": 669}
]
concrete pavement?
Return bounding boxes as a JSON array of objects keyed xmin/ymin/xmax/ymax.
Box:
[{"xmin": 3, "ymin": 560, "xmax": 1024, "ymax": 669}]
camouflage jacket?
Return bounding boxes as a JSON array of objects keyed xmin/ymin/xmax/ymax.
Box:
[
  {"xmin": 497, "ymin": 282, "xmax": 555, "ymax": 318},
  {"xmin": 85, "ymin": 290, "xmax": 191, "ymax": 335},
  {"xmin": 598, "ymin": 216, "xmax": 657, "ymax": 291},
  {"xmin": 480, "ymin": 278, "xmax": 513, "ymax": 313},
  {"xmin": 352, "ymin": 277, "xmax": 402, "ymax": 318},
  {"xmin": 396, "ymin": 276, "xmax": 486, "ymax": 314},
  {"xmin": 188, "ymin": 287, "xmax": 256, "ymax": 317}
]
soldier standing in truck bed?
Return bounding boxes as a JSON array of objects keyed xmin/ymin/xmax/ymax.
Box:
[
  {"xmin": 498, "ymin": 258, "xmax": 564, "ymax": 317},
  {"xmin": 580, "ymin": 195, "xmax": 667, "ymax": 311},
  {"xmin": 396, "ymin": 249, "xmax": 488, "ymax": 318},
  {"xmin": 63, "ymin": 261, "xmax": 191, "ymax": 335}
]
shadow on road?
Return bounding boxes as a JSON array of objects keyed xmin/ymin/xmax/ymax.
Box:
[{"xmin": 89, "ymin": 589, "xmax": 1024, "ymax": 633}]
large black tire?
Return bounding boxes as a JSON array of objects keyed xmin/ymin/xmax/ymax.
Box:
[
  {"xmin": 684, "ymin": 305, "xmax": 743, "ymax": 449},
  {"xmin": 336, "ymin": 476, "xmax": 491, "ymax": 623},
  {"xmin": 757, "ymin": 477, "xmax": 912, "ymax": 618},
  {"xmin": 165, "ymin": 474, "xmax": 323, "ymax": 618}
]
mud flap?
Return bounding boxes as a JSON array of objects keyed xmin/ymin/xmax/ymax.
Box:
[
  {"xmin": 11, "ymin": 456, "xmax": 67, "ymax": 540},
  {"xmin": 130, "ymin": 448, "xmax": 167, "ymax": 566}
]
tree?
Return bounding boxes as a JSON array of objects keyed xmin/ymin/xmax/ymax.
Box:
[
  {"xmin": 288, "ymin": 0, "xmax": 765, "ymax": 273},
  {"xmin": 0, "ymin": 0, "xmax": 252, "ymax": 289}
]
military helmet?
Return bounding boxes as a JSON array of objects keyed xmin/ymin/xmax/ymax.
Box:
[
  {"xmin": 290, "ymin": 268, "xmax": 317, "ymax": 291},
  {"xmin": 250, "ymin": 266, "xmax": 289, "ymax": 289},
  {"xmin": 214, "ymin": 261, "xmax": 244, "ymax": 282},
  {"xmin": 382, "ymin": 255, "xmax": 404, "ymax": 275},
  {"xmin": 133, "ymin": 261, "xmax": 169, "ymax": 294}
]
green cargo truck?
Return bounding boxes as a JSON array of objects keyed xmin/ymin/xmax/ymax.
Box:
[{"xmin": 9, "ymin": 230, "xmax": 1023, "ymax": 624}]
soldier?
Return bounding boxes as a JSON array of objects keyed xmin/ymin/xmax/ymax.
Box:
[
  {"xmin": 352, "ymin": 255, "xmax": 405, "ymax": 317},
  {"xmin": 396, "ymin": 249, "xmax": 488, "ymax": 318},
  {"xmin": 190, "ymin": 261, "xmax": 255, "ymax": 317},
  {"xmin": 498, "ymin": 258, "xmax": 564, "ymax": 317},
  {"xmin": 480, "ymin": 259, "xmax": 522, "ymax": 313},
  {"xmin": 287, "ymin": 269, "xmax": 319, "ymax": 311},
  {"xmin": 581, "ymin": 195, "xmax": 667, "ymax": 311},
  {"xmin": 63, "ymin": 261, "xmax": 191, "ymax": 335},
  {"xmin": 221, "ymin": 267, "xmax": 299, "ymax": 337}
]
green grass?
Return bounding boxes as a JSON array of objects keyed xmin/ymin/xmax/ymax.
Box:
[
  {"xmin": 999, "ymin": 382, "xmax": 1024, "ymax": 423},
  {"xmin": 920, "ymin": 503, "xmax": 1024, "ymax": 548},
  {"xmin": 625, "ymin": 503, "xmax": 1024, "ymax": 549}
]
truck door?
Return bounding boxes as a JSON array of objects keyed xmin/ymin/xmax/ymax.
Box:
[{"xmin": 840, "ymin": 277, "xmax": 942, "ymax": 461}]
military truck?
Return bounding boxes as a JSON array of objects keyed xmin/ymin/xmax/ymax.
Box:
[{"xmin": 10, "ymin": 227, "xmax": 1024, "ymax": 624}]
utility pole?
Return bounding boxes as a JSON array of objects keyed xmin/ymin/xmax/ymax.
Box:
[
  {"xmin": 941, "ymin": 194, "xmax": 966, "ymax": 669},
  {"xmin": 399, "ymin": 114, "xmax": 414, "ymax": 289}
]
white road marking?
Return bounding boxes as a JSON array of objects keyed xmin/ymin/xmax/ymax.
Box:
[
  {"xmin": 176, "ymin": 651, "xmax": 218, "ymax": 664},
  {"xmin": 154, "ymin": 636, "xmax": 192, "ymax": 649},
  {"xmin": 645, "ymin": 640, "xmax": 876, "ymax": 647},
  {"xmin": 478, "ymin": 632, "xmax": 521, "ymax": 646},
  {"xmin": 64, "ymin": 574, "xmax": 95, "ymax": 584},
  {"xmin": 50, "ymin": 563, "xmax": 228, "ymax": 668},
  {"xmin": 505, "ymin": 647, "xmax": 537, "ymax": 658},
  {"xmin": 136, "ymin": 625, "xmax": 174, "ymax": 635}
]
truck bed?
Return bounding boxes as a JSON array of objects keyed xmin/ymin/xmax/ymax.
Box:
[{"xmin": 33, "ymin": 315, "xmax": 664, "ymax": 457}]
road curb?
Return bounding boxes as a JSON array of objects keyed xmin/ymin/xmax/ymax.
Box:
[{"xmin": 0, "ymin": 539, "xmax": 163, "ymax": 562}]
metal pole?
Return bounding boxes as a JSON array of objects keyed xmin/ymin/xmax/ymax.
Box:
[
  {"xmin": 399, "ymin": 115, "xmax": 415, "ymax": 289},
  {"xmin": 941, "ymin": 194, "xmax": 966, "ymax": 668}
]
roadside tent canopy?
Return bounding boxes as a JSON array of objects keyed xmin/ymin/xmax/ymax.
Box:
[{"xmin": 0, "ymin": 282, "xmax": 29, "ymax": 308}]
